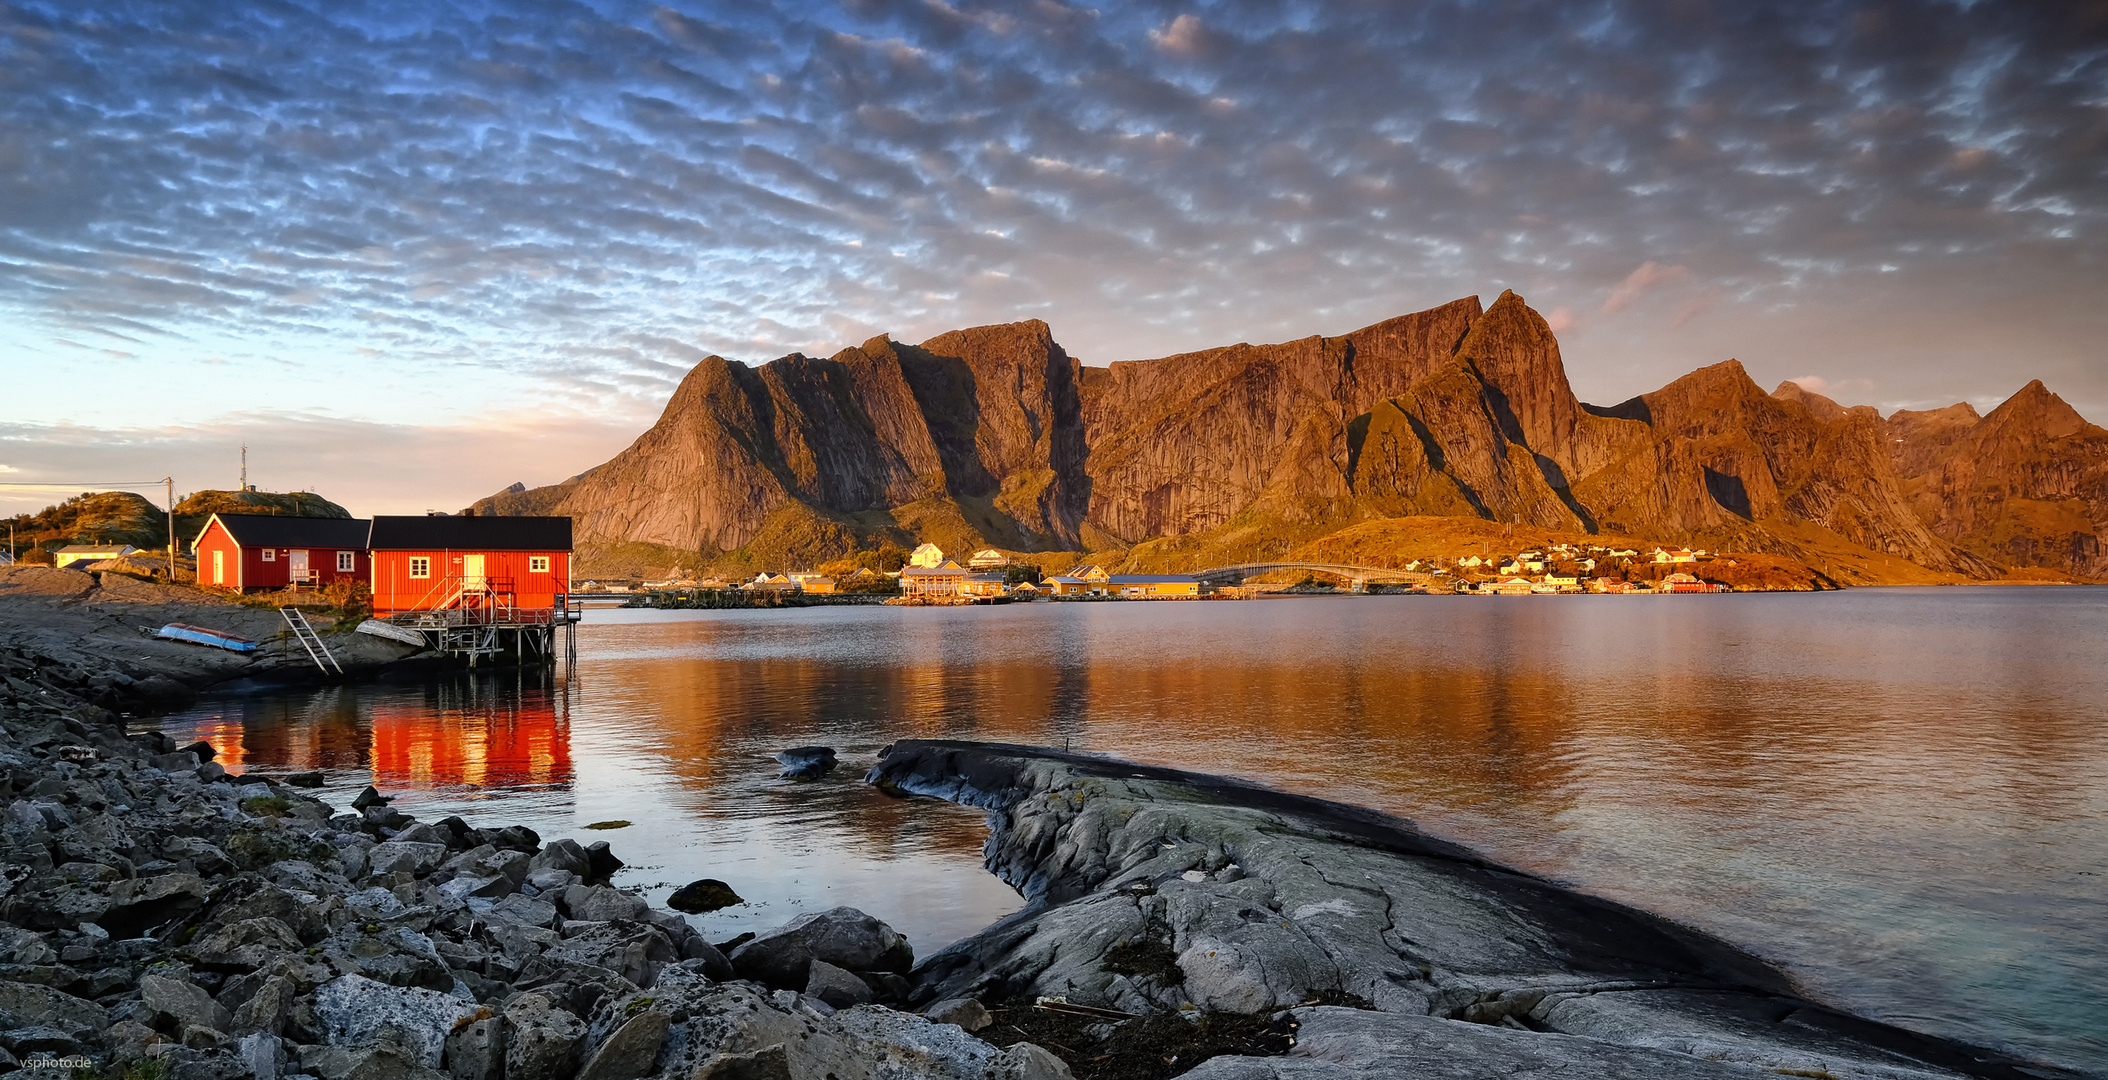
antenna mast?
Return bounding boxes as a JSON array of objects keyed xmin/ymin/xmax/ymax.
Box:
[{"xmin": 240, "ymin": 445, "xmax": 248, "ymax": 492}]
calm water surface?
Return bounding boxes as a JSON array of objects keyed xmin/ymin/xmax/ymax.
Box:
[{"xmin": 158, "ymin": 589, "xmax": 2108, "ymax": 1076}]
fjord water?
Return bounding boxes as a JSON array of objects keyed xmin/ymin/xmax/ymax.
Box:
[{"xmin": 160, "ymin": 589, "xmax": 2108, "ymax": 1076}]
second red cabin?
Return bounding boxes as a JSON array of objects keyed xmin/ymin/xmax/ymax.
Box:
[{"xmin": 191, "ymin": 513, "xmax": 372, "ymax": 592}]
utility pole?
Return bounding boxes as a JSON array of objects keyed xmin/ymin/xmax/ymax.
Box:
[{"xmin": 164, "ymin": 477, "xmax": 176, "ymax": 579}]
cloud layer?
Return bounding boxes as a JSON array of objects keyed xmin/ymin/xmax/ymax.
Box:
[{"xmin": 3, "ymin": 0, "xmax": 2105, "ymax": 511}]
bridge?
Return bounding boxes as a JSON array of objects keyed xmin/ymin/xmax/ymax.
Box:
[{"xmin": 1191, "ymin": 562, "xmax": 1437, "ymax": 590}]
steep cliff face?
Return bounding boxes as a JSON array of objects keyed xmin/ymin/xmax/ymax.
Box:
[
  {"xmin": 476, "ymin": 292, "xmax": 2097, "ymax": 580},
  {"xmin": 1560, "ymin": 361, "xmax": 1986, "ymax": 573},
  {"xmin": 1897, "ymin": 382, "xmax": 2108, "ymax": 577}
]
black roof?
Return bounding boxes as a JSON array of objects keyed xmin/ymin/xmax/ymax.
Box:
[
  {"xmin": 208, "ymin": 514, "xmax": 372, "ymax": 549},
  {"xmin": 368, "ymin": 515, "xmax": 573, "ymax": 551}
]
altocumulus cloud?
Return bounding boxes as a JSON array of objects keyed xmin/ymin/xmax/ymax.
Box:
[{"xmin": 1, "ymin": 0, "xmax": 2106, "ymax": 511}]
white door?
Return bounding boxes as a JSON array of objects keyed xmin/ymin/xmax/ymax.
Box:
[
  {"xmin": 463, "ymin": 553, "xmax": 485, "ymax": 589},
  {"xmin": 212, "ymin": 550, "xmax": 224, "ymax": 584},
  {"xmin": 288, "ymin": 549, "xmax": 309, "ymax": 583}
]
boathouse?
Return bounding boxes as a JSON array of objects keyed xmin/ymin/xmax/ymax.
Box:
[
  {"xmin": 191, "ymin": 514, "xmax": 370, "ymax": 592},
  {"xmin": 367, "ymin": 515, "xmax": 573, "ymax": 615}
]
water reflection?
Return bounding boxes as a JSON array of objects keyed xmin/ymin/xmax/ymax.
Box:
[{"xmin": 157, "ymin": 589, "xmax": 2108, "ymax": 1077}]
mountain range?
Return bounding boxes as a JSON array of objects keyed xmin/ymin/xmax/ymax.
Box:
[{"xmin": 475, "ymin": 292, "xmax": 2106, "ymax": 583}]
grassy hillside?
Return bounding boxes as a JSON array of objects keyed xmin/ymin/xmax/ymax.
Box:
[{"xmin": 5, "ymin": 489, "xmax": 352, "ymax": 562}]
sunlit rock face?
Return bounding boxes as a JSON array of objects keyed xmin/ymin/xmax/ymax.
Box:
[
  {"xmin": 475, "ymin": 292, "xmax": 2103, "ymax": 580},
  {"xmin": 1891, "ymin": 380, "xmax": 2108, "ymax": 578}
]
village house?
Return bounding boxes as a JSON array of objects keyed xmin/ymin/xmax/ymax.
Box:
[
  {"xmin": 1481, "ymin": 576, "xmax": 1536, "ymax": 595},
  {"xmin": 1043, "ymin": 564, "xmax": 1110, "ymax": 597},
  {"xmin": 1653, "ymin": 548, "xmax": 1699, "ymax": 564},
  {"xmin": 367, "ymin": 515, "xmax": 572, "ymax": 616},
  {"xmin": 906, "ymin": 543, "xmax": 948, "ymax": 568},
  {"xmin": 1661, "ymin": 571, "xmax": 1727, "ymax": 593},
  {"xmin": 54, "ymin": 544, "xmax": 139, "ymax": 568},
  {"xmin": 961, "ymin": 572, "xmax": 1009, "ymax": 598},
  {"xmin": 789, "ymin": 572, "xmax": 836, "ymax": 594},
  {"xmin": 899, "ymin": 562, "xmax": 971, "ymax": 597},
  {"xmin": 191, "ymin": 516, "xmax": 368, "ymax": 592},
  {"xmin": 967, "ymin": 549, "xmax": 1009, "ymax": 570},
  {"xmin": 749, "ymin": 573, "xmax": 798, "ymax": 593},
  {"xmin": 1105, "ymin": 573, "xmax": 1203, "ymax": 598}
]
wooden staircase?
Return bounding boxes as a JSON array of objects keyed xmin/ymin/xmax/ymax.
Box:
[{"xmin": 281, "ymin": 608, "xmax": 343, "ymax": 674}]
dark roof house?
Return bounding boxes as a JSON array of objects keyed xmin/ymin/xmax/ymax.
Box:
[
  {"xmin": 197, "ymin": 514, "xmax": 373, "ymax": 550},
  {"xmin": 367, "ymin": 516, "xmax": 573, "ymax": 551}
]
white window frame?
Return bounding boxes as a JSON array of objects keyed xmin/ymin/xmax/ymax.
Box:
[
  {"xmin": 337, "ymin": 551, "xmax": 356, "ymax": 573},
  {"xmin": 529, "ymin": 556, "xmax": 550, "ymax": 573},
  {"xmin": 408, "ymin": 556, "xmax": 431, "ymax": 579},
  {"xmin": 261, "ymin": 548, "xmax": 276, "ymax": 562}
]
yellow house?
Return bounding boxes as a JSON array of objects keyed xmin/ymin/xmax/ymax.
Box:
[
  {"xmin": 967, "ymin": 549, "xmax": 1008, "ymax": 569},
  {"xmin": 791, "ymin": 573, "xmax": 837, "ymax": 594},
  {"xmin": 1105, "ymin": 574, "xmax": 1202, "ymax": 598},
  {"xmin": 906, "ymin": 543, "xmax": 948, "ymax": 568},
  {"xmin": 55, "ymin": 544, "xmax": 137, "ymax": 567}
]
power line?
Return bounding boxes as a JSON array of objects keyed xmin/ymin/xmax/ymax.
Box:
[{"xmin": 0, "ymin": 481, "xmax": 173, "ymax": 489}]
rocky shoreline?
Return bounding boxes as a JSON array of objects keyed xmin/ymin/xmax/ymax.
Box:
[{"xmin": 0, "ymin": 641, "xmax": 1077, "ymax": 1080}]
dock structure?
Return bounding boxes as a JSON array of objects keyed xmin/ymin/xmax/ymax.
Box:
[{"xmin": 386, "ymin": 589, "xmax": 583, "ymax": 666}]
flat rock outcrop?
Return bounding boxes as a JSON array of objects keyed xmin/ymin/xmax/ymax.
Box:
[{"xmin": 871, "ymin": 740, "xmax": 2078, "ymax": 1080}]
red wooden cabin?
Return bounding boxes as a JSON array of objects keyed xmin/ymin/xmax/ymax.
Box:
[
  {"xmin": 367, "ymin": 515, "xmax": 573, "ymax": 619},
  {"xmin": 191, "ymin": 513, "xmax": 372, "ymax": 592}
]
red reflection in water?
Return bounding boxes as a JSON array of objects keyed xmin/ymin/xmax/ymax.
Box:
[
  {"xmin": 369, "ymin": 684, "xmax": 572, "ymax": 791},
  {"xmin": 180, "ymin": 679, "xmax": 573, "ymax": 793}
]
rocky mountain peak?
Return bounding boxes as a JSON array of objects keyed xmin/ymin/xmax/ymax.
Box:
[
  {"xmin": 1772, "ymin": 380, "xmax": 1848, "ymax": 421},
  {"xmin": 1985, "ymin": 378, "xmax": 2090, "ymax": 441}
]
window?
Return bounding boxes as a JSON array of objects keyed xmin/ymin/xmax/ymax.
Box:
[
  {"xmin": 529, "ymin": 556, "xmax": 550, "ymax": 573},
  {"xmin": 261, "ymin": 549, "xmax": 276, "ymax": 562},
  {"xmin": 337, "ymin": 551, "xmax": 356, "ymax": 573},
  {"xmin": 409, "ymin": 557, "xmax": 431, "ymax": 579}
]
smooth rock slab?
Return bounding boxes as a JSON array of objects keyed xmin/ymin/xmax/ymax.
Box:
[{"xmin": 875, "ymin": 740, "xmax": 2064, "ymax": 1080}]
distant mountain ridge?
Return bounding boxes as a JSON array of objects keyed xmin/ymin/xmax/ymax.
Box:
[{"xmin": 475, "ymin": 293, "xmax": 2105, "ymax": 582}]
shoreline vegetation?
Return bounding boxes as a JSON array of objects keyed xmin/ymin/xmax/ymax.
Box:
[{"xmin": 0, "ymin": 565, "xmax": 2088, "ymax": 1078}]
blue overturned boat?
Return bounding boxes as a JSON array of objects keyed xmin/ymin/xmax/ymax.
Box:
[{"xmin": 155, "ymin": 623, "xmax": 261, "ymax": 652}]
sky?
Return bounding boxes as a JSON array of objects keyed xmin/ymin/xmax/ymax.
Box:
[{"xmin": 2, "ymin": 0, "xmax": 2104, "ymax": 516}]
